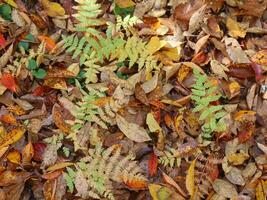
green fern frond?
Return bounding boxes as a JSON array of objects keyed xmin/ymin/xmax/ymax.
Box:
[
  {"xmin": 116, "ymin": 15, "xmax": 142, "ymax": 36},
  {"xmin": 191, "ymin": 69, "xmax": 226, "ymax": 139},
  {"xmin": 73, "ymin": 0, "xmax": 103, "ymax": 37}
]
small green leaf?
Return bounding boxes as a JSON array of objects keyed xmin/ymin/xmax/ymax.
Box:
[
  {"xmin": 64, "ymin": 173, "xmax": 74, "ymax": 193},
  {"xmin": 114, "ymin": 5, "xmax": 134, "ymax": 17},
  {"xmin": 18, "ymin": 41, "xmax": 29, "ymax": 51},
  {"xmin": 25, "ymin": 34, "xmax": 35, "ymax": 42},
  {"xmin": 28, "ymin": 59, "xmax": 37, "ymax": 70},
  {"xmin": 0, "ymin": 4, "xmax": 12, "ymax": 21},
  {"xmin": 32, "ymin": 68, "xmax": 47, "ymax": 79}
]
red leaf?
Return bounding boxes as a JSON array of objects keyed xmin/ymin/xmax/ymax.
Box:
[
  {"xmin": 33, "ymin": 86, "xmax": 51, "ymax": 96},
  {"xmin": 0, "ymin": 73, "xmax": 19, "ymax": 93},
  {"xmin": 148, "ymin": 151, "xmax": 158, "ymax": 177},
  {"xmin": 0, "ymin": 33, "xmax": 6, "ymax": 48},
  {"xmin": 207, "ymin": 163, "xmax": 219, "ymax": 181},
  {"xmin": 251, "ymin": 63, "xmax": 264, "ymax": 83},
  {"xmin": 33, "ymin": 142, "xmax": 47, "ymax": 161}
]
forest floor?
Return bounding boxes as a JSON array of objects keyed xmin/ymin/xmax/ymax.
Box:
[{"xmin": 0, "ymin": 0, "xmax": 266, "ymax": 200}]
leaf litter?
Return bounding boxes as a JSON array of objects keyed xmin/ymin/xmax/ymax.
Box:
[{"xmin": 0, "ymin": 0, "xmax": 267, "ymax": 199}]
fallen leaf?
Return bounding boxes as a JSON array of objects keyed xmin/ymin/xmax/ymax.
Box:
[
  {"xmin": 22, "ymin": 141, "xmax": 34, "ymax": 165},
  {"xmin": 188, "ymin": 5, "xmax": 206, "ymax": 33},
  {"xmin": 135, "ymin": 83, "xmax": 149, "ymax": 105},
  {"xmin": 7, "ymin": 150, "xmax": 21, "ymax": 164},
  {"xmin": 0, "ymin": 44, "xmax": 13, "ymax": 70},
  {"xmin": 0, "ymin": 127, "xmax": 25, "ymax": 148},
  {"xmin": 0, "ymin": 73, "xmax": 19, "ymax": 93},
  {"xmin": 146, "ymin": 113, "xmax": 161, "ymax": 132},
  {"xmin": 256, "ymin": 180, "xmax": 267, "ymax": 200},
  {"xmin": 210, "ymin": 59, "xmax": 229, "ymax": 80},
  {"xmin": 52, "ymin": 104, "xmax": 71, "ymax": 134},
  {"xmin": 185, "ymin": 159, "xmax": 196, "ymax": 196},
  {"xmin": 251, "ymin": 50, "xmax": 267, "ymax": 66},
  {"xmin": 226, "ymin": 17, "xmax": 247, "ymax": 38},
  {"xmin": 147, "ymin": 36, "xmax": 166, "ymax": 54},
  {"xmin": 225, "ymin": 37, "xmax": 250, "ymax": 63},
  {"xmin": 46, "ymin": 162, "xmax": 74, "ymax": 172},
  {"xmin": 195, "ymin": 35, "xmax": 209, "ymax": 54},
  {"xmin": 124, "ymin": 178, "xmax": 148, "ymax": 190},
  {"xmin": 148, "ymin": 151, "xmax": 158, "ymax": 177},
  {"xmin": 115, "ymin": 0, "xmax": 135, "ymax": 8},
  {"xmin": 162, "ymin": 172, "xmax": 187, "ymax": 198},
  {"xmin": 149, "ymin": 184, "xmax": 180, "ymax": 200},
  {"xmin": 116, "ymin": 114, "xmax": 151, "ymax": 142},
  {"xmin": 228, "ymin": 63, "xmax": 255, "ymax": 79},
  {"xmin": 41, "ymin": 0, "xmax": 65, "ymax": 17},
  {"xmin": 213, "ymin": 179, "xmax": 238, "ymax": 198},
  {"xmin": 42, "ymin": 170, "xmax": 63, "ymax": 180},
  {"xmin": 141, "ymin": 72, "xmax": 159, "ymax": 93},
  {"xmin": 227, "ymin": 152, "xmax": 250, "ymax": 165},
  {"xmin": 44, "ymin": 78, "xmax": 67, "ymax": 90},
  {"xmin": 38, "ymin": 35, "xmax": 56, "ymax": 51},
  {"xmin": 0, "ymin": 33, "xmax": 6, "ymax": 48},
  {"xmin": 0, "ymin": 171, "xmax": 31, "ymax": 186},
  {"xmin": 134, "ymin": 0, "xmax": 155, "ymax": 18}
]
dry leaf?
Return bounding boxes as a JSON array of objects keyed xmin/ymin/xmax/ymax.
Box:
[
  {"xmin": 116, "ymin": 114, "xmax": 151, "ymax": 142},
  {"xmin": 210, "ymin": 59, "xmax": 229, "ymax": 80},
  {"xmin": 185, "ymin": 159, "xmax": 196, "ymax": 196},
  {"xmin": 148, "ymin": 151, "xmax": 158, "ymax": 177},
  {"xmin": 7, "ymin": 150, "xmax": 21, "ymax": 164},
  {"xmin": 225, "ymin": 37, "xmax": 250, "ymax": 63},
  {"xmin": 146, "ymin": 113, "xmax": 161, "ymax": 132},
  {"xmin": 149, "ymin": 184, "xmax": 181, "ymax": 200},
  {"xmin": 134, "ymin": 0, "xmax": 155, "ymax": 18},
  {"xmin": 188, "ymin": 5, "xmax": 206, "ymax": 33},
  {"xmin": 22, "ymin": 141, "xmax": 34, "ymax": 165},
  {"xmin": 0, "ymin": 44, "xmax": 13, "ymax": 70},
  {"xmin": 115, "ymin": 0, "xmax": 135, "ymax": 8},
  {"xmin": 52, "ymin": 104, "xmax": 71, "ymax": 134},
  {"xmin": 195, "ymin": 35, "xmax": 209, "ymax": 54},
  {"xmin": 0, "ymin": 128, "xmax": 25, "ymax": 148},
  {"xmin": 213, "ymin": 179, "xmax": 238, "ymax": 198},
  {"xmin": 162, "ymin": 172, "xmax": 187, "ymax": 198},
  {"xmin": 141, "ymin": 72, "xmax": 159, "ymax": 93},
  {"xmin": 46, "ymin": 162, "xmax": 74, "ymax": 172},
  {"xmin": 226, "ymin": 17, "xmax": 247, "ymax": 38},
  {"xmin": 225, "ymin": 167, "xmax": 245, "ymax": 186},
  {"xmin": 41, "ymin": 0, "xmax": 65, "ymax": 17}
]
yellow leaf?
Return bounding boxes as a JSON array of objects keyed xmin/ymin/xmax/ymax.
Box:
[
  {"xmin": 186, "ymin": 159, "xmax": 196, "ymax": 196},
  {"xmin": 226, "ymin": 17, "xmax": 247, "ymax": 38},
  {"xmin": 177, "ymin": 65, "xmax": 190, "ymax": 82},
  {"xmin": 227, "ymin": 152, "xmax": 250, "ymax": 165},
  {"xmin": 7, "ymin": 150, "xmax": 21, "ymax": 164},
  {"xmin": 256, "ymin": 180, "xmax": 267, "ymax": 200},
  {"xmin": 115, "ymin": 0, "xmax": 135, "ymax": 8},
  {"xmin": 41, "ymin": 0, "xmax": 65, "ymax": 17},
  {"xmin": 146, "ymin": 113, "xmax": 161, "ymax": 132},
  {"xmin": 147, "ymin": 37, "xmax": 166, "ymax": 54},
  {"xmin": 0, "ymin": 146, "xmax": 9, "ymax": 158},
  {"xmin": 149, "ymin": 184, "xmax": 175, "ymax": 200},
  {"xmin": 4, "ymin": 0, "xmax": 17, "ymax": 8},
  {"xmin": 228, "ymin": 81, "xmax": 240, "ymax": 98},
  {"xmin": 46, "ymin": 162, "xmax": 74, "ymax": 172},
  {"xmin": 234, "ymin": 110, "xmax": 256, "ymax": 121},
  {"xmin": 0, "ymin": 128, "xmax": 25, "ymax": 148},
  {"xmin": 162, "ymin": 47, "xmax": 181, "ymax": 61}
]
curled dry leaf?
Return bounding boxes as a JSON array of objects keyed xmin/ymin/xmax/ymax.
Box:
[
  {"xmin": 116, "ymin": 114, "xmax": 151, "ymax": 143},
  {"xmin": 0, "ymin": 44, "xmax": 13, "ymax": 70},
  {"xmin": 185, "ymin": 159, "xmax": 196, "ymax": 196},
  {"xmin": 52, "ymin": 104, "xmax": 71, "ymax": 134}
]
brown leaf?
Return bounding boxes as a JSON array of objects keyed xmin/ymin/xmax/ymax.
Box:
[
  {"xmin": 185, "ymin": 159, "xmax": 196, "ymax": 196},
  {"xmin": 162, "ymin": 172, "xmax": 187, "ymax": 198},
  {"xmin": 0, "ymin": 171, "xmax": 31, "ymax": 186},
  {"xmin": 0, "ymin": 44, "xmax": 13, "ymax": 70},
  {"xmin": 213, "ymin": 179, "xmax": 238, "ymax": 198},
  {"xmin": 116, "ymin": 114, "xmax": 151, "ymax": 142},
  {"xmin": 0, "ymin": 127, "xmax": 25, "ymax": 148},
  {"xmin": 135, "ymin": 83, "xmax": 149, "ymax": 105},
  {"xmin": 22, "ymin": 141, "xmax": 34, "ymax": 165},
  {"xmin": 52, "ymin": 104, "xmax": 71, "ymax": 134}
]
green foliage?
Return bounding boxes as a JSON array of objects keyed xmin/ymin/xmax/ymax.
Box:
[
  {"xmin": 64, "ymin": 167, "xmax": 76, "ymax": 193},
  {"xmin": 116, "ymin": 15, "xmax": 142, "ymax": 36},
  {"xmin": 191, "ymin": 69, "xmax": 226, "ymax": 139},
  {"xmin": 118, "ymin": 36, "xmax": 158, "ymax": 71},
  {"xmin": 0, "ymin": 4, "xmax": 12, "ymax": 21},
  {"xmin": 65, "ymin": 145, "xmax": 146, "ymax": 200},
  {"xmin": 73, "ymin": 0, "xmax": 103, "ymax": 37}
]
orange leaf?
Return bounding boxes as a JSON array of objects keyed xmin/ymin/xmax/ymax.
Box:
[
  {"xmin": 0, "ymin": 73, "xmax": 19, "ymax": 93},
  {"xmin": 148, "ymin": 151, "xmax": 158, "ymax": 177},
  {"xmin": 207, "ymin": 162, "xmax": 219, "ymax": 181},
  {"xmin": 7, "ymin": 150, "xmax": 21, "ymax": 164},
  {"xmin": 8, "ymin": 105, "xmax": 26, "ymax": 115},
  {"xmin": 33, "ymin": 86, "xmax": 51, "ymax": 96},
  {"xmin": 38, "ymin": 35, "xmax": 56, "ymax": 51},
  {"xmin": 44, "ymin": 78, "xmax": 67, "ymax": 90},
  {"xmin": 52, "ymin": 104, "xmax": 71, "ymax": 134},
  {"xmin": 42, "ymin": 170, "xmax": 63, "ymax": 180},
  {"xmin": 0, "ymin": 114, "xmax": 17, "ymax": 125},
  {"xmin": 164, "ymin": 113, "xmax": 174, "ymax": 129},
  {"xmin": 238, "ymin": 122, "xmax": 254, "ymax": 143},
  {"xmin": 124, "ymin": 178, "xmax": 148, "ymax": 190},
  {"xmin": 45, "ymin": 67, "xmax": 76, "ymax": 79},
  {"xmin": 22, "ymin": 141, "xmax": 34, "ymax": 164},
  {"xmin": 0, "ymin": 33, "xmax": 6, "ymax": 48},
  {"xmin": 251, "ymin": 50, "xmax": 267, "ymax": 66}
]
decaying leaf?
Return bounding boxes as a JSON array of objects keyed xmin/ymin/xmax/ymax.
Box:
[
  {"xmin": 213, "ymin": 179, "xmax": 238, "ymax": 198},
  {"xmin": 185, "ymin": 159, "xmax": 196, "ymax": 196}
]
